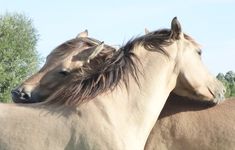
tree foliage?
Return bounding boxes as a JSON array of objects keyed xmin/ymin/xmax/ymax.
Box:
[
  {"xmin": 216, "ymin": 71, "xmax": 235, "ymax": 98},
  {"xmin": 0, "ymin": 13, "xmax": 40, "ymax": 102}
]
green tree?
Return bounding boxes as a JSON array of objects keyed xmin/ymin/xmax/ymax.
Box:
[
  {"xmin": 217, "ymin": 71, "xmax": 235, "ymax": 98},
  {"xmin": 231, "ymin": 85, "xmax": 235, "ymax": 97},
  {"xmin": 0, "ymin": 13, "xmax": 40, "ymax": 102},
  {"xmin": 225, "ymin": 71, "xmax": 235, "ymax": 83},
  {"xmin": 216, "ymin": 73, "xmax": 225, "ymax": 81}
]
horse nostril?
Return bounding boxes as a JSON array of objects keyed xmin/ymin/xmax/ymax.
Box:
[{"xmin": 22, "ymin": 92, "xmax": 30, "ymax": 99}]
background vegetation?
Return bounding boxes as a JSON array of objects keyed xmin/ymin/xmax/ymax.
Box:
[
  {"xmin": 0, "ymin": 13, "xmax": 40, "ymax": 102},
  {"xmin": 216, "ymin": 71, "xmax": 235, "ymax": 98}
]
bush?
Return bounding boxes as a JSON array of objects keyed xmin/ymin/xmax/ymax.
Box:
[
  {"xmin": 216, "ymin": 71, "xmax": 235, "ymax": 98},
  {"xmin": 0, "ymin": 13, "xmax": 40, "ymax": 102}
]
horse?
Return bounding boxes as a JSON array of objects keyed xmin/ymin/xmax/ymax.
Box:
[
  {"xmin": 1, "ymin": 17, "xmax": 224, "ymax": 150},
  {"xmin": 144, "ymin": 93, "xmax": 235, "ymax": 150}
]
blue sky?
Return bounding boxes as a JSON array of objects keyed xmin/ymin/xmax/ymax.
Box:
[{"xmin": 0, "ymin": 0, "xmax": 234, "ymax": 75}]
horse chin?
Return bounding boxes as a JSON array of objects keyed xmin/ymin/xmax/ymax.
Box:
[
  {"xmin": 12, "ymin": 95, "xmax": 42, "ymax": 104},
  {"xmin": 212, "ymin": 94, "xmax": 225, "ymax": 104},
  {"xmin": 12, "ymin": 98, "xmax": 32, "ymax": 103},
  {"xmin": 195, "ymin": 93, "xmax": 225, "ymax": 105}
]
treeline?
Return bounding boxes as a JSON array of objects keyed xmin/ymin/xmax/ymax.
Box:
[
  {"xmin": 0, "ymin": 13, "xmax": 40, "ymax": 102},
  {"xmin": 216, "ymin": 71, "xmax": 235, "ymax": 98}
]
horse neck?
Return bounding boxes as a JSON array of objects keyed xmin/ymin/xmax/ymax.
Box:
[
  {"xmin": 76, "ymin": 47, "xmax": 178, "ymax": 149},
  {"xmin": 130, "ymin": 49, "xmax": 177, "ymax": 141}
]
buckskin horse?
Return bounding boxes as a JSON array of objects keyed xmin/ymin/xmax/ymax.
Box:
[
  {"xmin": 144, "ymin": 93, "xmax": 235, "ymax": 150},
  {"xmin": 0, "ymin": 17, "xmax": 224, "ymax": 150}
]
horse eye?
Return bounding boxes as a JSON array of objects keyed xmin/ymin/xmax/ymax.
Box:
[
  {"xmin": 59, "ymin": 70, "xmax": 70, "ymax": 76},
  {"xmin": 197, "ymin": 49, "xmax": 202, "ymax": 56}
]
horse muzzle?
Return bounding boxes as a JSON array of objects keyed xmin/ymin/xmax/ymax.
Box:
[{"xmin": 11, "ymin": 88, "xmax": 32, "ymax": 103}]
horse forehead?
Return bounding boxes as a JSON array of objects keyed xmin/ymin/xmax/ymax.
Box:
[
  {"xmin": 183, "ymin": 37, "xmax": 200, "ymax": 50},
  {"xmin": 174, "ymin": 39, "xmax": 197, "ymax": 55},
  {"xmin": 162, "ymin": 39, "xmax": 196, "ymax": 61},
  {"xmin": 50, "ymin": 40, "xmax": 91, "ymax": 58}
]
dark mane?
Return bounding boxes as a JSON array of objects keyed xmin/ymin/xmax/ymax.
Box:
[
  {"xmin": 125, "ymin": 29, "xmax": 173, "ymax": 56},
  {"xmin": 45, "ymin": 37, "xmax": 141, "ymax": 106},
  {"xmin": 123, "ymin": 29, "xmax": 199, "ymax": 56},
  {"xmin": 45, "ymin": 29, "xmax": 198, "ymax": 106}
]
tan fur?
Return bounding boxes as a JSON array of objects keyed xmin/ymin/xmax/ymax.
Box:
[
  {"xmin": 145, "ymin": 94, "xmax": 235, "ymax": 150},
  {"xmin": 0, "ymin": 104, "xmax": 77, "ymax": 150}
]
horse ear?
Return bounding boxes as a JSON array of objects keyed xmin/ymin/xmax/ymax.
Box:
[
  {"xmin": 77, "ymin": 29, "xmax": 88, "ymax": 38},
  {"xmin": 145, "ymin": 28, "xmax": 150, "ymax": 34},
  {"xmin": 171, "ymin": 17, "xmax": 183, "ymax": 39},
  {"xmin": 86, "ymin": 42, "xmax": 104, "ymax": 63}
]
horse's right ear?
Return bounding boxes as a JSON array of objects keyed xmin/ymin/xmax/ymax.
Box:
[
  {"xmin": 145, "ymin": 28, "xmax": 150, "ymax": 34},
  {"xmin": 76, "ymin": 29, "xmax": 88, "ymax": 38},
  {"xmin": 171, "ymin": 17, "xmax": 183, "ymax": 40}
]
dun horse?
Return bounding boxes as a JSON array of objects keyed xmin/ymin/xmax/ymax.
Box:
[
  {"xmin": 0, "ymin": 17, "xmax": 224, "ymax": 150},
  {"xmin": 144, "ymin": 93, "xmax": 235, "ymax": 150}
]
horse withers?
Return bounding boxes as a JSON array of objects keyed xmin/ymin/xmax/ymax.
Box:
[{"xmin": 0, "ymin": 17, "xmax": 224, "ymax": 150}]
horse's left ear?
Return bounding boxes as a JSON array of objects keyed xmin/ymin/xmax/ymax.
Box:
[
  {"xmin": 75, "ymin": 42, "xmax": 104, "ymax": 63},
  {"xmin": 76, "ymin": 29, "xmax": 88, "ymax": 38},
  {"xmin": 171, "ymin": 17, "xmax": 183, "ymax": 40},
  {"xmin": 86, "ymin": 42, "xmax": 104, "ymax": 63},
  {"xmin": 145, "ymin": 28, "xmax": 150, "ymax": 34}
]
